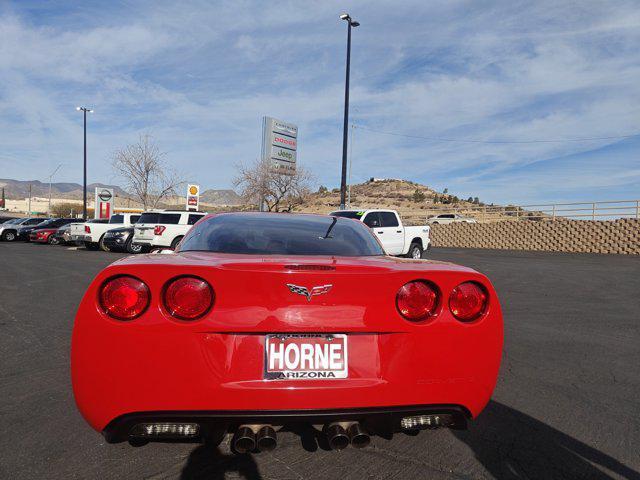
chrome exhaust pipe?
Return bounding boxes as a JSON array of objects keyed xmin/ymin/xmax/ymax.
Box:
[
  {"xmin": 232, "ymin": 426, "xmax": 256, "ymax": 454},
  {"xmin": 348, "ymin": 423, "xmax": 370, "ymax": 448},
  {"xmin": 256, "ymin": 425, "xmax": 277, "ymax": 452},
  {"xmin": 324, "ymin": 423, "xmax": 350, "ymax": 450}
]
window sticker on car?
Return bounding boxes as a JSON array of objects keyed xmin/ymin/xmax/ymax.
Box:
[{"xmin": 356, "ymin": 212, "xmax": 364, "ymax": 216}]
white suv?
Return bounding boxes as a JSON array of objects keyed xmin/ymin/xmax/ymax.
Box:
[{"xmin": 133, "ymin": 210, "xmax": 206, "ymax": 250}]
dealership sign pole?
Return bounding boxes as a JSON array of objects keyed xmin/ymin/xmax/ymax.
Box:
[
  {"xmin": 262, "ymin": 116, "xmax": 298, "ymax": 175},
  {"xmin": 186, "ymin": 184, "xmax": 200, "ymax": 211},
  {"xmin": 94, "ymin": 187, "xmax": 114, "ymax": 219},
  {"xmin": 261, "ymin": 116, "xmax": 298, "ymax": 211}
]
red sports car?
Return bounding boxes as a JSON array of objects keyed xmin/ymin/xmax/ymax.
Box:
[
  {"xmin": 29, "ymin": 227, "xmax": 60, "ymax": 244},
  {"xmin": 72, "ymin": 213, "xmax": 502, "ymax": 452}
]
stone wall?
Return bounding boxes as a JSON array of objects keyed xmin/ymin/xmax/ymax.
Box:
[{"xmin": 430, "ymin": 219, "xmax": 640, "ymax": 255}]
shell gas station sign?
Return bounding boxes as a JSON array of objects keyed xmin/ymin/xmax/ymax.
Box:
[{"xmin": 186, "ymin": 184, "xmax": 200, "ymax": 211}]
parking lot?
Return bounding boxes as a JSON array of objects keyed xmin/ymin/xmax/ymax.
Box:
[{"xmin": 1, "ymin": 242, "xmax": 639, "ymax": 480}]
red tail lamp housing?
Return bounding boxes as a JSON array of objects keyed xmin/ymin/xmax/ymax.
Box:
[
  {"xmin": 85, "ymin": 225, "xmax": 91, "ymax": 233},
  {"xmin": 99, "ymin": 276, "xmax": 150, "ymax": 320},
  {"xmin": 163, "ymin": 276, "xmax": 214, "ymax": 320},
  {"xmin": 154, "ymin": 225, "xmax": 166, "ymax": 235},
  {"xmin": 449, "ymin": 282, "xmax": 488, "ymax": 322},
  {"xmin": 396, "ymin": 280, "xmax": 439, "ymax": 321}
]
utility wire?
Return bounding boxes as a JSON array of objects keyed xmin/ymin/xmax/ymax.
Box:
[{"xmin": 354, "ymin": 125, "xmax": 639, "ymax": 144}]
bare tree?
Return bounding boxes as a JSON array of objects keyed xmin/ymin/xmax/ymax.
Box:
[
  {"xmin": 112, "ymin": 135, "xmax": 184, "ymax": 210},
  {"xmin": 234, "ymin": 158, "xmax": 313, "ymax": 212}
]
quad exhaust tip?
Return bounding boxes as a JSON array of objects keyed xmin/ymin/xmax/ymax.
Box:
[
  {"xmin": 325, "ymin": 422, "xmax": 370, "ymax": 450},
  {"xmin": 347, "ymin": 423, "xmax": 370, "ymax": 448},
  {"xmin": 232, "ymin": 426, "xmax": 256, "ymax": 454},
  {"xmin": 256, "ymin": 425, "xmax": 277, "ymax": 452},
  {"xmin": 325, "ymin": 424, "xmax": 350, "ymax": 450}
]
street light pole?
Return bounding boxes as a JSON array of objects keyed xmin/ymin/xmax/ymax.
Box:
[
  {"xmin": 47, "ymin": 164, "xmax": 63, "ymax": 216},
  {"xmin": 339, "ymin": 13, "xmax": 359, "ymax": 210},
  {"xmin": 76, "ymin": 106, "xmax": 93, "ymax": 220}
]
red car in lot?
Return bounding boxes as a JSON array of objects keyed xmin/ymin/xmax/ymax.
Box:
[
  {"xmin": 29, "ymin": 227, "xmax": 60, "ymax": 244},
  {"xmin": 72, "ymin": 213, "xmax": 503, "ymax": 452}
]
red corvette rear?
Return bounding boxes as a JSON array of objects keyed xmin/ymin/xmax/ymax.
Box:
[{"xmin": 72, "ymin": 212, "xmax": 502, "ymax": 452}]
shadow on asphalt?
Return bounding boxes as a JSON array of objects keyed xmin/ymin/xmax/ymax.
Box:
[
  {"xmin": 180, "ymin": 445, "xmax": 261, "ymax": 480},
  {"xmin": 453, "ymin": 401, "xmax": 640, "ymax": 480},
  {"xmin": 178, "ymin": 401, "xmax": 639, "ymax": 479}
]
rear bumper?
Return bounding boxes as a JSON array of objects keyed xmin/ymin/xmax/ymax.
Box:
[{"xmin": 103, "ymin": 404, "xmax": 469, "ymax": 443}]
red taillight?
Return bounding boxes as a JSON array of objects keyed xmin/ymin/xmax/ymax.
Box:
[
  {"xmin": 85, "ymin": 225, "xmax": 91, "ymax": 233},
  {"xmin": 163, "ymin": 276, "xmax": 213, "ymax": 320},
  {"xmin": 449, "ymin": 282, "xmax": 488, "ymax": 322},
  {"xmin": 154, "ymin": 225, "xmax": 166, "ymax": 235},
  {"xmin": 396, "ymin": 281, "xmax": 439, "ymax": 321},
  {"xmin": 99, "ymin": 276, "xmax": 150, "ymax": 320}
]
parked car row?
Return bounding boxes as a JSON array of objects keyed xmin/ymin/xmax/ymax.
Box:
[
  {"xmin": 0, "ymin": 209, "xmax": 208, "ymax": 254},
  {"xmin": 1, "ymin": 209, "xmax": 432, "ymax": 259}
]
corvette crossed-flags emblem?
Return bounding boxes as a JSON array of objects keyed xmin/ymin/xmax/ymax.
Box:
[{"xmin": 286, "ymin": 284, "xmax": 333, "ymax": 302}]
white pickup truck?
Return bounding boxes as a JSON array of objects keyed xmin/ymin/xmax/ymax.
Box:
[
  {"xmin": 330, "ymin": 209, "xmax": 431, "ymax": 259},
  {"xmin": 82, "ymin": 213, "xmax": 141, "ymax": 250},
  {"xmin": 133, "ymin": 210, "xmax": 206, "ymax": 251}
]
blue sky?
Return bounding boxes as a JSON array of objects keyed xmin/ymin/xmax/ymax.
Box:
[{"xmin": 0, "ymin": 0, "xmax": 639, "ymax": 204}]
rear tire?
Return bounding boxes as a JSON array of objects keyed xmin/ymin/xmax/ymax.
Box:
[
  {"xmin": 48, "ymin": 236, "xmax": 59, "ymax": 245},
  {"xmin": 407, "ymin": 242, "xmax": 423, "ymax": 259},
  {"xmin": 170, "ymin": 236, "xmax": 183, "ymax": 250},
  {"xmin": 2, "ymin": 230, "xmax": 16, "ymax": 242},
  {"xmin": 84, "ymin": 241, "xmax": 99, "ymax": 251}
]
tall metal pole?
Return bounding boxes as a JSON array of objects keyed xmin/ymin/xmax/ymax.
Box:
[
  {"xmin": 339, "ymin": 14, "xmax": 359, "ymax": 210},
  {"xmin": 77, "ymin": 106, "xmax": 92, "ymax": 220},
  {"xmin": 83, "ymin": 109, "xmax": 87, "ymax": 220}
]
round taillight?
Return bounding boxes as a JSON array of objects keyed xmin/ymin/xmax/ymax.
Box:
[
  {"xmin": 163, "ymin": 276, "xmax": 213, "ymax": 320},
  {"xmin": 449, "ymin": 282, "xmax": 488, "ymax": 322},
  {"xmin": 396, "ymin": 281, "xmax": 439, "ymax": 321},
  {"xmin": 99, "ymin": 276, "xmax": 150, "ymax": 320}
]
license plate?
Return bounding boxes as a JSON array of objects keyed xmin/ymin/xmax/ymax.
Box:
[{"xmin": 264, "ymin": 334, "xmax": 348, "ymax": 380}]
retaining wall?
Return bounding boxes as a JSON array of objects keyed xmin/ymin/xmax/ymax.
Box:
[{"xmin": 430, "ymin": 219, "xmax": 640, "ymax": 255}]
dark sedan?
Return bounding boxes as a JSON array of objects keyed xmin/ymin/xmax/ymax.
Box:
[
  {"xmin": 102, "ymin": 227, "xmax": 144, "ymax": 253},
  {"xmin": 16, "ymin": 218, "xmax": 74, "ymax": 241}
]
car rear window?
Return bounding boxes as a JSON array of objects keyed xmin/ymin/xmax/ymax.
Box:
[
  {"xmin": 137, "ymin": 213, "xmax": 160, "ymax": 224},
  {"xmin": 109, "ymin": 215, "xmax": 124, "ymax": 224},
  {"xmin": 131, "ymin": 215, "xmax": 141, "ymax": 224},
  {"xmin": 159, "ymin": 213, "xmax": 181, "ymax": 224},
  {"xmin": 179, "ymin": 214, "xmax": 384, "ymax": 257},
  {"xmin": 188, "ymin": 214, "xmax": 204, "ymax": 225},
  {"xmin": 379, "ymin": 212, "xmax": 399, "ymax": 227}
]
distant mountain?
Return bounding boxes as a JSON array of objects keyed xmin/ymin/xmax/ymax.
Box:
[
  {"xmin": 0, "ymin": 178, "xmax": 128, "ymax": 200},
  {"xmin": 200, "ymin": 189, "xmax": 242, "ymax": 206}
]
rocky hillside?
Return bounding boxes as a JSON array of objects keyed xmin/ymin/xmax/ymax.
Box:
[
  {"xmin": 296, "ymin": 179, "xmax": 484, "ymax": 225},
  {"xmin": 200, "ymin": 189, "xmax": 242, "ymax": 206},
  {"xmin": 0, "ymin": 178, "xmax": 128, "ymax": 199}
]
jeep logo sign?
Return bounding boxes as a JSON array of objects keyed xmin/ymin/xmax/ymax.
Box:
[{"xmin": 261, "ymin": 116, "xmax": 298, "ymax": 175}]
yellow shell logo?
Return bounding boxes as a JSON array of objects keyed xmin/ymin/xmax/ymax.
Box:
[{"xmin": 189, "ymin": 185, "xmax": 198, "ymax": 195}]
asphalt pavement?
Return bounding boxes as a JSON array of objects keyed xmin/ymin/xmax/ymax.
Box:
[{"xmin": 1, "ymin": 242, "xmax": 639, "ymax": 479}]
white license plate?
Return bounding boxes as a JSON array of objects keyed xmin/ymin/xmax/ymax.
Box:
[{"xmin": 264, "ymin": 334, "xmax": 348, "ymax": 380}]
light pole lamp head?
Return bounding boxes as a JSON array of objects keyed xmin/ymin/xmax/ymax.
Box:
[{"xmin": 340, "ymin": 13, "xmax": 350, "ymax": 20}]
